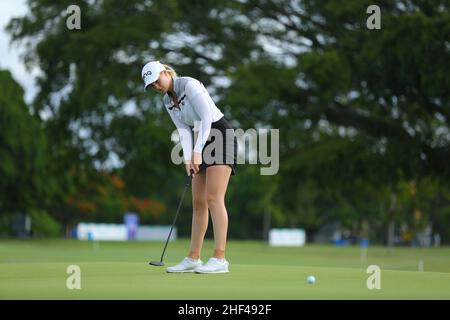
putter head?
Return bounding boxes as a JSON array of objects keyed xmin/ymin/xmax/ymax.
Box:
[{"xmin": 149, "ymin": 261, "xmax": 164, "ymax": 267}]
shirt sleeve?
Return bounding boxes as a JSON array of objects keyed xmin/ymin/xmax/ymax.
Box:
[
  {"xmin": 186, "ymin": 81, "xmax": 213, "ymax": 154},
  {"xmin": 166, "ymin": 107, "xmax": 193, "ymax": 162}
]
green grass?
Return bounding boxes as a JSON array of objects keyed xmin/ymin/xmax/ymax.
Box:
[{"xmin": 0, "ymin": 239, "xmax": 449, "ymax": 299}]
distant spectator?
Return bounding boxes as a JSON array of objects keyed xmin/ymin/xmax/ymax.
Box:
[{"xmin": 433, "ymin": 233, "xmax": 441, "ymax": 247}]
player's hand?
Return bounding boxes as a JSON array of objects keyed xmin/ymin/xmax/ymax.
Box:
[
  {"xmin": 191, "ymin": 152, "xmax": 202, "ymax": 174},
  {"xmin": 185, "ymin": 162, "xmax": 194, "ymax": 177}
]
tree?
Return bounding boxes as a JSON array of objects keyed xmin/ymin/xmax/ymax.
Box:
[
  {"xmin": 0, "ymin": 70, "xmax": 56, "ymax": 214},
  {"xmin": 6, "ymin": 0, "xmax": 450, "ymax": 241}
]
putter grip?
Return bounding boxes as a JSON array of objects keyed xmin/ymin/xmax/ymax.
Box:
[{"xmin": 186, "ymin": 170, "xmax": 194, "ymax": 186}]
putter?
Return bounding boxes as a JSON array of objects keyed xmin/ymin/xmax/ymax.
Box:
[{"xmin": 149, "ymin": 172, "xmax": 193, "ymax": 267}]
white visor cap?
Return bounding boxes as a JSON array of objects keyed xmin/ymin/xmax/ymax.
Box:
[{"xmin": 141, "ymin": 61, "xmax": 165, "ymax": 90}]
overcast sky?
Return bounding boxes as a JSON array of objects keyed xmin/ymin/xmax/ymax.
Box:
[{"xmin": 0, "ymin": 0, "xmax": 38, "ymax": 103}]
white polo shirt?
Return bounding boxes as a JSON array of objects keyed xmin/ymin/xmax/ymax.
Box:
[{"xmin": 163, "ymin": 76, "xmax": 224, "ymax": 161}]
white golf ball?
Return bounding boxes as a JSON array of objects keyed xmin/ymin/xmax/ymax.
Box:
[{"xmin": 307, "ymin": 275, "xmax": 316, "ymax": 284}]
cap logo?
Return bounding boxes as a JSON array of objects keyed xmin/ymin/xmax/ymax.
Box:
[{"xmin": 142, "ymin": 70, "xmax": 152, "ymax": 80}]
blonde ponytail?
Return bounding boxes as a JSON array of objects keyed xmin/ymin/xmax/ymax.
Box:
[{"xmin": 163, "ymin": 64, "xmax": 177, "ymax": 78}]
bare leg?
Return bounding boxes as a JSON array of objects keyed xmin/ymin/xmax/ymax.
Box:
[
  {"xmin": 188, "ymin": 171, "xmax": 208, "ymax": 260},
  {"xmin": 206, "ymin": 165, "xmax": 232, "ymax": 259}
]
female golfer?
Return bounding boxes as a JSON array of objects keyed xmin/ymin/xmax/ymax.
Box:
[{"xmin": 141, "ymin": 61, "xmax": 237, "ymax": 273}]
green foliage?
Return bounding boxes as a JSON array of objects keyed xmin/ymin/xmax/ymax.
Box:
[
  {"xmin": 224, "ymin": 165, "xmax": 281, "ymax": 238},
  {"xmin": 29, "ymin": 210, "xmax": 61, "ymax": 237},
  {"xmin": 0, "ymin": 214, "xmax": 11, "ymax": 236},
  {"xmin": 0, "ymin": 70, "xmax": 57, "ymax": 213},
  {"xmin": 4, "ymin": 0, "xmax": 450, "ymax": 242}
]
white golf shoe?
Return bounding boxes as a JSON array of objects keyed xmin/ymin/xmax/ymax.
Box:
[
  {"xmin": 195, "ymin": 257, "xmax": 229, "ymax": 274},
  {"xmin": 166, "ymin": 257, "xmax": 203, "ymax": 273}
]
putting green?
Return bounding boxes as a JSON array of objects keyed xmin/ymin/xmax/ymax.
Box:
[{"xmin": 0, "ymin": 239, "xmax": 449, "ymax": 299}]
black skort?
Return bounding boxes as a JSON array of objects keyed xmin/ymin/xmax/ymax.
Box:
[{"xmin": 198, "ymin": 116, "xmax": 237, "ymax": 176}]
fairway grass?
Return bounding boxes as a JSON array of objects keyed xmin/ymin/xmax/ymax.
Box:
[{"xmin": 1, "ymin": 239, "xmax": 449, "ymax": 299}]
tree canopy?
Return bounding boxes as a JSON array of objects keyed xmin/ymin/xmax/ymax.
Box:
[{"xmin": 3, "ymin": 0, "xmax": 450, "ymax": 242}]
